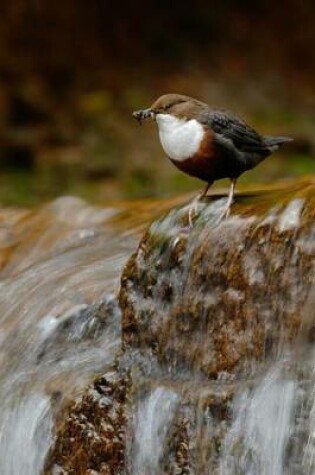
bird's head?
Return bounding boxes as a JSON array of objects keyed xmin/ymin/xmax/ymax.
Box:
[{"xmin": 132, "ymin": 94, "xmax": 203, "ymax": 125}]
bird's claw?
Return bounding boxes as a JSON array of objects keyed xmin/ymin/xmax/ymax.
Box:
[
  {"xmin": 224, "ymin": 204, "xmax": 231, "ymax": 218},
  {"xmin": 188, "ymin": 205, "xmax": 195, "ymax": 228},
  {"xmin": 188, "ymin": 195, "xmax": 202, "ymax": 227}
]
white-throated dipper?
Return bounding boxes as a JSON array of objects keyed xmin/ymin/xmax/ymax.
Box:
[{"xmin": 133, "ymin": 94, "xmax": 292, "ymax": 225}]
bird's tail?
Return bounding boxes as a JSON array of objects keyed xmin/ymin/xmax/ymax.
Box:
[{"xmin": 264, "ymin": 135, "xmax": 293, "ymax": 151}]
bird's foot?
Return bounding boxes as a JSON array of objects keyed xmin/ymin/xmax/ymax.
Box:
[
  {"xmin": 221, "ymin": 179, "xmax": 236, "ymax": 220},
  {"xmin": 188, "ymin": 183, "xmax": 212, "ymax": 228},
  {"xmin": 188, "ymin": 198, "xmax": 200, "ymax": 227},
  {"xmin": 224, "ymin": 203, "xmax": 232, "ymax": 218}
]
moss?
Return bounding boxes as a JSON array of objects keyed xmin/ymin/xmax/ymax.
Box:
[
  {"xmin": 119, "ymin": 178, "xmax": 315, "ymax": 378},
  {"xmin": 43, "ymin": 370, "xmax": 129, "ymax": 475}
]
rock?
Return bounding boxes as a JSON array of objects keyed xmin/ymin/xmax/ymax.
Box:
[
  {"xmin": 44, "ymin": 179, "xmax": 315, "ymax": 474},
  {"xmin": 43, "ymin": 369, "xmax": 129, "ymax": 475},
  {"xmin": 120, "ymin": 178, "xmax": 315, "ymax": 379}
]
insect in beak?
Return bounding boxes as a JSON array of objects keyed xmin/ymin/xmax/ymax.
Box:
[{"xmin": 132, "ymin": 108, "xmax": 155, "ymax": 125}]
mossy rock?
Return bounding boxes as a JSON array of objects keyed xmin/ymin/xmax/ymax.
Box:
[{"xmin": 120, "ymin": 178, "xmax": 315, "ymax": 378}]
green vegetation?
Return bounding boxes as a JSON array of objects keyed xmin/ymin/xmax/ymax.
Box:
[{"xmin": 0, "ymin": 152, "xmax": 313, "ymax": 207}]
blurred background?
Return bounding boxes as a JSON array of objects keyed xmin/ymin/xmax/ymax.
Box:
[{"xmin": 0, "ymin": 0, "xmax": 314, "ymax": 206}]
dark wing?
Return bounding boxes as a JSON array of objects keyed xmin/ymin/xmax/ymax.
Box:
[{"xmin": 205, "ymin": 110, "xmax": 268, "ymax": 153}]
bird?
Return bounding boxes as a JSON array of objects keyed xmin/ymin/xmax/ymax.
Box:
[{"xmin": 132, "ymin": 94, "xmax": 292, "ymax": 226}]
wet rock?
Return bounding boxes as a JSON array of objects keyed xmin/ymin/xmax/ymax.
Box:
[
  {"xmin": 43, "ymin": 369, "xmax": 129, "ymax": 475},
  {"xmin": 120, "ymin": 179, "xmax": 315, "ymax": 378},
  {"xmin": 115, "ymin": 179, "xmax": 315, "ymax": 473},
  {"xmin": 43, "ymin": 179, "xmax": 315, "ymax": 474}
]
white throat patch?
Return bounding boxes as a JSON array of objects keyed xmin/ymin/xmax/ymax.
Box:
[{"xmin": 155, "ymin": 114, "xmax": 204, "ymax": 162}]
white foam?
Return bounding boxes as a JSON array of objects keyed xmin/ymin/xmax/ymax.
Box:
[
  {"xmin": 132, "ymin": 386, "xmax": 179, "ymax": 474},
  {"xmin": 220, "ymin": 366, "xmax": 295, "ymax": 475},
  {"xmin": 278, "ymin": 199, "xmax": 305, "ymax": 232}
]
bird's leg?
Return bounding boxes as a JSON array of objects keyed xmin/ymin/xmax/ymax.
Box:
[
  {"xmin": 224, "ymin": 178, "xmax": 237, "ymax": 218},
  {"xmin": 188, "ymin": 182, "xmax": 212, "ymax": 227}
]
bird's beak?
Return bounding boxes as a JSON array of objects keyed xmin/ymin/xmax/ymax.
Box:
[{"xmin": 132, "ymin": 108, "xmax": 155, "ymax": 125}]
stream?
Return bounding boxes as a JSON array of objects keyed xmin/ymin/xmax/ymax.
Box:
[
  {"xmin": 0, "ymin": 196, "xmax": 143, "ymax": 475},
  {"xmin": 0, "ymin": 184, "xmax": 314, "ymax": 475}
]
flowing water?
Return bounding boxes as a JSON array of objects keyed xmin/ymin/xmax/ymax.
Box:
[
  {"xmin": 132, "ymin": 386, "xmax": 180, "ymax": 474},
  {"xmin": 120, "ymin": 186, "xmax": 315, "ymax": 475},
  {"xmin": 0, "ymin": 188, "xmax": 314, "ymax": 475},
  {"xmin": 0, "ymin": 196, "xmax": 151, "ymax": 475},
  {"xmin": 220, "ymin": 365, "xmax": 296, "ymax": 475},
  {"xmin": 219, "ymin": 288, "xmax": 315, "ymax": 475}
]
